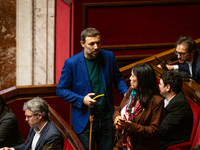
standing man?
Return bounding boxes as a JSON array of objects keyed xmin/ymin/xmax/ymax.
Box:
[
  {"xmin": 162, "ymin": 36, "xmax": 200, "ymax": 84},
  {"xmin": 56, "ymin": 28, "xmax": 128, "ymax": 150},
  {"xmin": 159, "ymin": 71, "xmax": 193, "ymax": 150},
  {"xmin": 0, "ymin": 97, "xmax": 64, "ymax": 150}
]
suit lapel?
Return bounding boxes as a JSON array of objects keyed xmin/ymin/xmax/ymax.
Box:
[
  {"xmin": 79, "ymin": 51, "xmax": 91, "ymax": 91},
  {"xmin": 26, "ymin": 128, "xmax": 36, "ymax": 149},
  {"xmin": 35, "ymin": 121, "xmax": 50, "ymax": 149},
  {"xmin": 192, "ymin": 53, "xmax": 197, "ymax": 78},
  {"xmin": 99, "ymin": 52, "xmax": 107, "ymax": 93},
  {"xmin": 164, "ymin": 93, "xmax": 180, "ymax": 116}
]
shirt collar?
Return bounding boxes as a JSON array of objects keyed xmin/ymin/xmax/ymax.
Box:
[
  {"xmin": 34, "ymin": 121, "xmax": 48, "ymax": 134},
  {"xmin": 186, "ymin": 57, "xmax": 193, "ymax": 66},
  {"xmin": 164, "ymin": 94, "xmax": 176, "ymax": 108}
]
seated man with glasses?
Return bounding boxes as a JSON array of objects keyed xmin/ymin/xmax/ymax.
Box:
[
  {"xmin": 159, "ymin": 36, "xmax": 200, "ymax": 84},
  {"xmin": 0, "ymin": 97, "xmax": 64, "ymax": 150}
]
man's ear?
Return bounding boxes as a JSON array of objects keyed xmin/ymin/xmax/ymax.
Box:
[
  {"xmin": 38, "ymin": 113, "xmax": 43, "ymax": 119},
  {"xmin": 166, "ymin": 84, "xmax": 171, "ymax": 92},
  {"xmin": 190, "ymin": 49, "xmax": 195, "ymax": 56},
  {"xmin": 80, "ymin": 41, "xmax": 85, "ymax": 48}
]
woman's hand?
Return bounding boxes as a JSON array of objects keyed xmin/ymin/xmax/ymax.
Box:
[{"xmin": 115, "ymin": 116, "xmax": 131, "ymax": 130}]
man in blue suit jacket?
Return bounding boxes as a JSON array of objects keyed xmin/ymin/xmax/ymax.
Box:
[
  {"xmin": 0, "ymin": 97, "xmax": 64, "ymax": 150},
  {"xmin": 56, "ymin": 28, "xmax": 128, "ymax": 150},
  {"xmin": 163, "ymin": 36, "xmax": 200, "ymax": 84}
]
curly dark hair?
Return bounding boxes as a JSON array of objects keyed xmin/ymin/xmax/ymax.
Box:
[{"xmin": 160, "ymin": 70, "xmax": 183, "ymax": 94}]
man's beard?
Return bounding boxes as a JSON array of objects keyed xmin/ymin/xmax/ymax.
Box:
[
  {"xmin": 178, "ymin": 58, "xmax": 185, "ymax": 64},
  {"xmin": 84, "ymin": 45, "xmax": 99, "ymax": 58}
]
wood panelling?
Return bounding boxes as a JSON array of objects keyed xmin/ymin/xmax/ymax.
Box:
[{"xmin": 80, "ymin": 0, "xmax": 200, "ymax": 56}]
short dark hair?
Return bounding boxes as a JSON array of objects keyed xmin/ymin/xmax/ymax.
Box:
[
  {"xmin": 81, "ymin": 28, "xmax": 101, "ymax": 43},
  {"xmin": 160, "ymin": 70, "xmax": 183, "ymax": 94},
  {"xmin": 175, "ymin": 36, "xmax": 197, "ymax": 53}
]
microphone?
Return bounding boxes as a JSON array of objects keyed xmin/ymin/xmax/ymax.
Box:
[{"xmin": 88, "ymin": 105, "xmax": 95, "ymax": 116}]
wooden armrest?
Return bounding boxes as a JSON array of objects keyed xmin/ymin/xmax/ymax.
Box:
[{"xmin": 49, "ymin": 105, "xmax": 84, "ymax": 150}]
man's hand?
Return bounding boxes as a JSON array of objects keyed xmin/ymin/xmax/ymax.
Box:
[
  {"xmin": 83, "ymin": 93, "xmax": 100, "ymax": 106},
  {"xmin": 157, "ymin": 64, "xmax": 174, "ymax": 70}
]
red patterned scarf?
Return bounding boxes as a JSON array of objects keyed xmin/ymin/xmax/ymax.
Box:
[{"xmin": 123, "ymin": 90, "xmax": 143, "ymax": 150}]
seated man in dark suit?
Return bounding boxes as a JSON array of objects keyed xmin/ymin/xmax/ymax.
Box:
[
  {"xmin": 159, "ymin": 70, "xmax": 193, "ymax": 150},
  {"xmin": 160, "ymin": 36, "xmax": 200, "ymax": 84},
  {"xmin": 0, "ymin": 97, "xmax": 64, "ymax": 150}
]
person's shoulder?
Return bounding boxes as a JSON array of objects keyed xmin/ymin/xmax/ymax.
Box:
[
  {"xmin": 1, "ymin": 111, "xmax": 17, "ymax": 121},
  {"xmin": 196, "ymin": 48, "xmax": 200, "ymax": 54},
  {"xmin": 45, "ymin": 121, "xmax": 64, "ymax": 141},
  {"xmin": 195, "ymin": 49, "xmax": 200, "ymax": 61},
  {"xmin": 65, "ymin": 51, "xmax": 83, "ymax": 61},
  {"xmin": 100, "ymin": 49, "xmax": 113, "ymax": 55},
  {"xmin": 152, "ymin": 95, "xmax": 164, "ymax": 105},
  {"xmin": 48, "ymin": 120, "xmax": 62, "ymax": 133},
  {"xmin": 174, "ymin": 91, "xmax": 188, "ymax": 102},
  {"xmin": 100, "ymin": 49, "xmax": 115, "ymax": 59},
  {"xmin": 168, "ymin": 91, "xmax": 190, "ymax": 109}
]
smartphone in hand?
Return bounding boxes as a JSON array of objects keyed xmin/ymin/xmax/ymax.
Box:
[
  {"xmin": 119, "ymin": 118, "xmax": 125, "ymax": 123},
  {"xmin": 93, "ymin": 94, "xmax": 105, "ymax": 101}
]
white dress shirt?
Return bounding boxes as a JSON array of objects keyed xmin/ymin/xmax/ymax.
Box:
[
  {"xmin": 10, "ymin": 121, "xmax": 48, "ymax": 150},
  {"xmin": 173, "ymin": 59, "xmax": 193, "ymax": 76},
  {"xmin": 164, "ymin": 95, "xmax": 176, "ymax": 108},
  {"xmin": 31, "ymin": 121, "xmax": 48, "ymax": 150}
]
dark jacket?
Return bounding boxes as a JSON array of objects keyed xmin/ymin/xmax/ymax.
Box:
[
  {"xmin": 159, "ymin": 91, "xmax": 193, "ymax": 150},
  {"xmin": 0, "ymin": 112, "xmax": 24, "ymax": 148},
  {"xmin": 14, "ymin": 120, "xmax": 64, "ymax": 150},
  {"xmin": 179, "ymin": 49, "xmax": 200, "ymax": 84}
]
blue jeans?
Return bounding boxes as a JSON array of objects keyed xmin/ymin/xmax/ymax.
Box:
[{"xmin": 77, "ymin": 117, "xmax": 114, "ymax": 150}]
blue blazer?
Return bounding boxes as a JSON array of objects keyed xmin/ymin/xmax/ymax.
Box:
[
  {"xmin": 179, "ymin": 49, "xmax": 200, "ymax": 84},
  {"xmin": 14, "ymin": 120, "xmax": 64, "ymax": 150},
  {"xmin": 56, "ymin": 49, "xmax": 128, "ymax": 134}
]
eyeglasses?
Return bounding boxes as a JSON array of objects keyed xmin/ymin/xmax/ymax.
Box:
[
  {"xmin": 174, "ymin": 51, "xmax": 189, "ymax": 57},
  {"xmin": 25, "ymin": 113, "xmax": 38, "ymax": 119}
]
